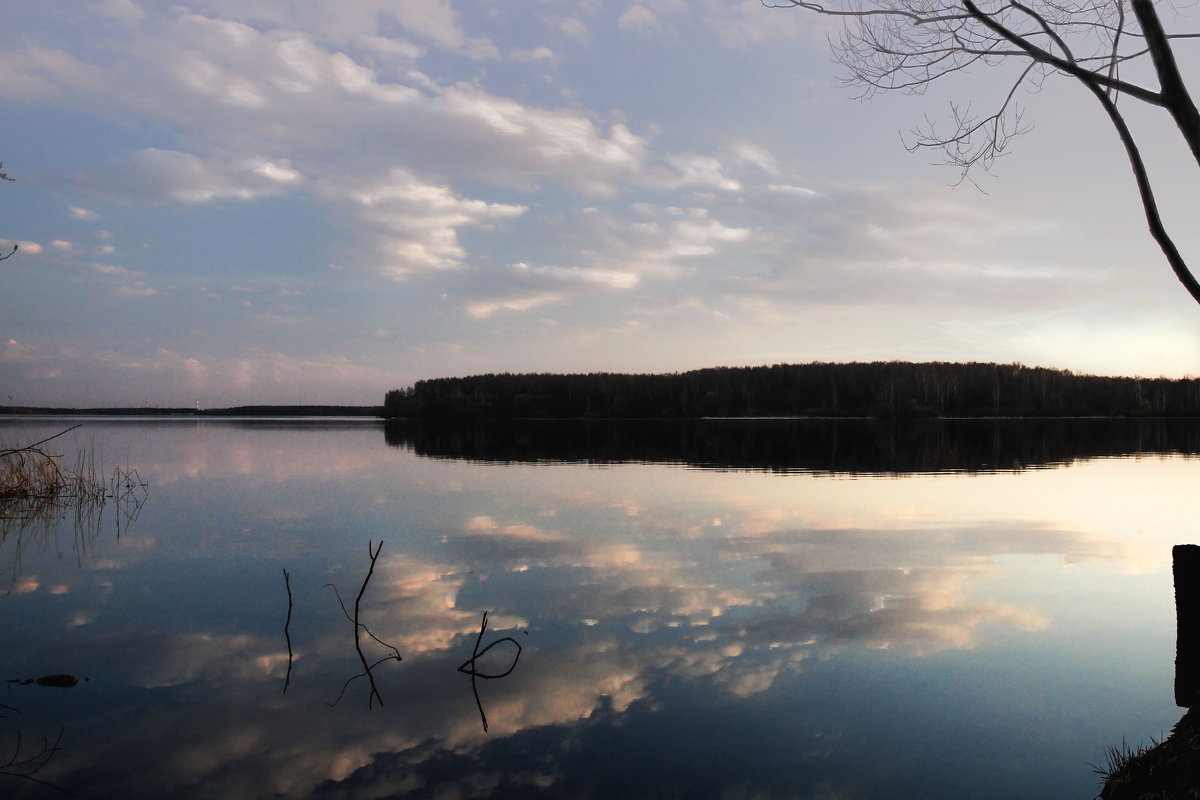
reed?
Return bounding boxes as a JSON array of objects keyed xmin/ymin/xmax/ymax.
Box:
[{"xmin": 0, "ymin": 425, "xmax": 146, "ymax": 534}]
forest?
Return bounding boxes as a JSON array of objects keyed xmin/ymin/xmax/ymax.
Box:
[{"xmin": 383, "ymin": 361, "xmax": 1200, "ymax": 419}]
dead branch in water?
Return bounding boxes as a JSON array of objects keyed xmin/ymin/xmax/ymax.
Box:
[
  {"xmin": 457, "ymin": 610, "xmax": 524, "ymax": 732},
  {"xmin": 326, "ymin": 540, "xmax": 401, "ymax": 708},
  {"xmin": 282, "ymin": 568, "xmax": 295, "ymax": 695},
  {"xmin": 0, "ymin": 704, "xmax": 71, "ymax": 795}
]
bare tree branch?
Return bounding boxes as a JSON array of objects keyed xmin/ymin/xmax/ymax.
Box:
[
  {"xmin": 325, "ymin": 540, "xmax": 401, "ymax": 709},
  {"xmin": 1084, "ymin": 66, "xmax": 1200, "ymax": 303},
  {"xmin": 772, "ymin": 0, "xmax": 1200, "ymax": 306}
]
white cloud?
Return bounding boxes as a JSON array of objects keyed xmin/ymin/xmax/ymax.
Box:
[
  {"xmin": 514, "ymin": 262, "xmax": 640, "ymax": 290},
  {"xmin": 467, "ymin": 292, "xmax": 564, "ymax": 318},
  {"xmin": 767, "ymin": 183, "xmax": 819, "ymax": 197},
  {"xmin": 96, "ymin": 0, "xmax": 148, "ymax": 23},
  {"xmin": 334, "ymin": 169, "xmax": 527, "ymax": 278},
  {"xmin": 510, "ymin": 46, "xmax": 559, "ymax": 63},
  {"xmin": 727, "ymin": 142, "xmax": 780, "ymax": 175},
  {"xmin": 0, "ymin": 239, "xmax": 43, "ymax": 254},
  {"xmin": 2, "ymin": 13, "xmax": 647, "ymax": 204},
  {"xmin": 436, "ymin": 85, "xmax": 647, "ymax": 192},
  {"xmin": 618, "ymin": 5, "xmax": 664, "ymax": 34},
  {"xmin": 187, "ymin": 0, "xmax": 501, "ymax": 58},
  {"xmin": 662, "ymin": 154, "xmax": 742, "ymax": 192},
  {"xmin": 251, "ymin": 158, "xmax": 301, "ymax": 184},
  {"xmin": 608, "ymin": 208, "xmax": 751, "ymax": 277},
  {"xmin": 558, "ymin": 17, "xmax": 590, "ymax": 43},
  {"xmin": 89, "ymin": 262, "xmax": 132, "ymax": 275},
  {"xmin": 703, "ymin": 0, "xmax": 822, "ymax": 47},
  {"xmin": 354, "ymin": 34, "xmax": 425, "ymax": 63},
  {"xmin": 103, "ymin": 149, "xmax": 305, "ymax": 204},
  {"xmin": 69, "ymin": 206, "xmax": 100, "ymax": 220},
  {"xmin": 116, "ymin": 283, "xmax": 158, "ymax": 297}
]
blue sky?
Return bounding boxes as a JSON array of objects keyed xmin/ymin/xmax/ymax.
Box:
[{"xmin": 2, "ymin": 0, "xmax": 1199, "ymax": 407}]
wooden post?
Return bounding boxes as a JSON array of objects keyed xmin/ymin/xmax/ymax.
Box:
[{"xmin": 1175, "ymin": 544, "xmax": 1200, "ymax": 707}]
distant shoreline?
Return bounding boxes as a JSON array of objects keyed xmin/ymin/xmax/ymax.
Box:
[
  {"xmin": 0, "ymin": 405, "xmax": 384, "ymax": 417},
  {"xmin": 6, "ymin": 408, "xmax": 1200, "ymax": 422}
]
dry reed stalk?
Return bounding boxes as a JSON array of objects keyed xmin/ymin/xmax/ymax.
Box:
[{"xmin": 0, "ymin": 426, "xmax": 147, "ymax": 565}]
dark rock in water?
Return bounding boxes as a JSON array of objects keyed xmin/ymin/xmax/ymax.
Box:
[{"xmin": 5, "ymin": 674, "xmax": 84, "ymax": 688}]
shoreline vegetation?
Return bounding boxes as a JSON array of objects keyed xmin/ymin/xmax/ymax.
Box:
[
  {"xmin": 385, "ymin": 361, "xmax": 1200, "ymax": 420},
  {"xmin": 0, "ymin": 425, "xmax": 147, "ymax": 539}
]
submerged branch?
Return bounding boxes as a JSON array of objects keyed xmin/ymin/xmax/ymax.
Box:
[
  {"xmin": 325, "ymin": 540, "xmax": 401, "ymax": 709},
  {"xmin": 457, "ymin": 611, "xmax": 524, "ymax": 733},
  {"xmin": 0, "ymin": 712, "xmax": 71, "ymax": 795},
  {"xmin": 282, "ymin": 568, "xmax": 294, "ymax": 695}
]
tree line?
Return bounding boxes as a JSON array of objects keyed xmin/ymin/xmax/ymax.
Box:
[{"xmin": 383, "ymin": 361, "xmax": 1200, "ymax": 420}]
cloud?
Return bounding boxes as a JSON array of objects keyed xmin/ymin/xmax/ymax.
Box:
[
  {"xmin": 466, "ymin": 292, "xmax": 564, "ymax": 319},
  {"xmin": 192, "ymin": 0, "xmax": 498, "ymax": 56},
  {"xmin": 613, "ymin": 207, "xmax": 751, "ymax": 277},
  {"xmin": 0, "ymin": 239, "xmax": 43, "ymax": 254},
  {"xmin": 354, "ymin": 33, "xmax": 425, "ymax": 63},
  {"xmin": 557, "ymin": 17, "xmax": 590, "ymax": 44},
  {"xmin": 1, "ymin": 338, "xmax": 38, "ymax": 364},
  {"xmin": 510, "ymin": 46, "xmax": 559, "ymax": 63},
  {"xmin": 727, "ymin": 142, "xmax": 780, "ymax": 175},
  {"xmin": 767, "ymin": 183, "xmax": 819, "ymax": 197},
  {"xmin": 513, "ymin": 262, "xmax": 640, "ymax": 290},
  {"xmin": 701, "ymin": 0, "xmax": 826, "ymax": 47},
  {"xmin": 103, "ymin": 149, "xmax": 305, "ymax": 204},
  {"xmin": 89, "ymin": 262, "xmax": 133, "ymax": 275},
  {"xmin": 0, "ymin": 340, "xmax": 403, "ymax": 407},
  {"xmin": 618, "ymin": 5, "xmax": 665, "ymax": 34},
  {"xmin": 434, "ymin": 84, "xmax": 646, "ymax": 193},
  {"xmin": 95, "ymin": 0, "xmax": 147, "ymax": 22},
  {"xmin": 332, "ymin": 169, "xmax": 527, "ymax": 278},
  {"xmin": 661, "ymin": 154, "xmax": 742, "ymax": 192}
]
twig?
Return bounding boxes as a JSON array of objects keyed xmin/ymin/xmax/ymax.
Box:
[
  {"xmin": 325, "ymin": 540, "xmax": 401, "ymax": 709},
  {"xmin": 0, "ymin": 721, "xmax": 72, "ymax": 795},
  {"xmin": 0, "ymin": 426, "xmax": 82, "ymax": 460},
  {"xmin": 457, "ymin": 611, "xmax": 523, "ymax": 732},
  {"xmin": 282, "ymin": 568, "xmax": 294, "ymax": 694}
]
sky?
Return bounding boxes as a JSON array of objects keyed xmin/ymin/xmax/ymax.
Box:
[{"xmin": 2, "ymin": 0, "xmax": 1200, "ymax": 408}]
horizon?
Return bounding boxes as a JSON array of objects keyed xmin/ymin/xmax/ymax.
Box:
[
  {"xmin": 6, "ymin": 358, "xmax": 1200, "ymax": 411},
  {"xmin": 3, "ymin": 1, "xmax": 1200, "ymax": 408}
]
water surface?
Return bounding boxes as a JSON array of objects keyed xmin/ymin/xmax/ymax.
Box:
[{"xmin": 0, "ymin": 417, "xmax": 1192, "ymax": 798}]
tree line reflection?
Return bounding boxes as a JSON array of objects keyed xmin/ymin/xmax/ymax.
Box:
[{"xmin": 385, "ymin": 418, "xmax": 1200, "ymax": 474}]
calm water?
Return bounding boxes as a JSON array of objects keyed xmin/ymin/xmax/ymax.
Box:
[{"xmin": 0, "ymin": 417, "xmax": 1194, "ymax": 799}]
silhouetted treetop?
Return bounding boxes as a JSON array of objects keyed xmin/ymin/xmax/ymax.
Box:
[{"xmin": 384, "ymin": 361, "xmax": 1200, "ymax": 419}]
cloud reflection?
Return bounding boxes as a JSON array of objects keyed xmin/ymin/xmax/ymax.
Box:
[{"xmin": 6, "ymin": 427, "xmax": 1185, "ymax": 799}]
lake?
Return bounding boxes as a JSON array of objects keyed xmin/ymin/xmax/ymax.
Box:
[{"xmin": 1, "ymin": 416, "xmax": 1195, "ymax": 799}]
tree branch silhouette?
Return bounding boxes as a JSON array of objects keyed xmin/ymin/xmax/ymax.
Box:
[
  {"xmin": 325, "ymin": 540, "xmax": 401, "ymax": 709},
  {"xmin": 457, "ymin": 611, "xmax": 523, "ymax": 733},
  {"xmin": 771, "ymin": 0, "xmax": 1200, "ymax": 304}
]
